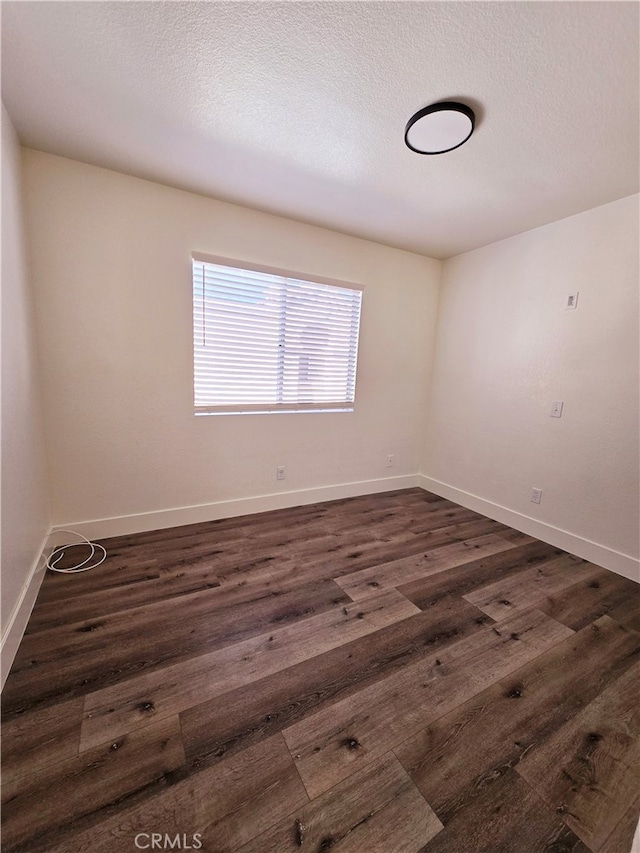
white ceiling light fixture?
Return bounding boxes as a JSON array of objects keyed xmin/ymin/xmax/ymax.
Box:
[{"xmin": 404, "ymin": 101, "xmax": 475, "ymax": 155}]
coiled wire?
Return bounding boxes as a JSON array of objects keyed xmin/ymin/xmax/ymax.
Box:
[{"xmin": 46, "ymin": 529, "xmax": 107, "ymax": 573}]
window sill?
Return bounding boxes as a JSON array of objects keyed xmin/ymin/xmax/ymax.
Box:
[{"xmin": 195, "ymin": 407, "xmax": 354, "ymax": 416}]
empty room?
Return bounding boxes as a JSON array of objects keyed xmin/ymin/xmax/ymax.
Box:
[{"xmin": 1, "ymin": 2, "xmax": 639, "ymax": 851}]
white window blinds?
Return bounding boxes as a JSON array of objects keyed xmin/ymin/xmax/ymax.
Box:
[{"xmin": 192, "ymin": 257, "xmax": 363, "ymax": 414}]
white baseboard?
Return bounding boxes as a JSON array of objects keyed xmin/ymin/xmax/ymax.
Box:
[
  {"xmin": 53, "ymin": 474, "xmax": 422, "ymax": 541},
  {"xmin": 419, "ymin": 476, "xmax": 639, "ymax": 583},
  {"xmin": 1, "ymin": 533, "xmax": 51, "ymax": 690}
]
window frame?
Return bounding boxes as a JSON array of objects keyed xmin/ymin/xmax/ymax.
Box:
[{"xmin": 192, "ymin": 253, "xmax": 364, "ymax": 416}]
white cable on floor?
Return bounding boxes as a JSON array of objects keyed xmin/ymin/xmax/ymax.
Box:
[{"xmin": 46, "ymin": 529, "xmax": 107, "ymax": 573}]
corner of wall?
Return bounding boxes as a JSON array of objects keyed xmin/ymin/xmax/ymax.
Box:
[
  {"xmin": 419, "ymin": 196, "xmax": 640, "ymax": 583},
  {"xmin": 1, "ymin": 104, "xmax": 53, "ymax": 687},
  {"xmin": 419, "ymin": 254, "xmax": 446, "ymax": 478}
]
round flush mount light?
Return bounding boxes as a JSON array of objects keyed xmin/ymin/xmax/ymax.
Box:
[{"xmin": 404, "ymin": 101, "xmax": 475, "ymax": 155}]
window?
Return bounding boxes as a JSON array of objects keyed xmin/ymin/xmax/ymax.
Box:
[{"xmin": 192, "ymin": 255, "xmax": 363, "ymax": 415}]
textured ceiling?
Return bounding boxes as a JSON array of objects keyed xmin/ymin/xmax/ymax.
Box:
[{"xmin": 2, "ymin": 1, "xmax": 638, "ymax": 259}]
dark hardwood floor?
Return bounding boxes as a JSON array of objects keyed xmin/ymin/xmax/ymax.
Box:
[{"xmin": 2, "ymin": 488, "xmax": 639, "ymax": 852}]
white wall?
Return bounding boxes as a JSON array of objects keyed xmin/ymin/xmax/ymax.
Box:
[
  {"xmin": 17, "ymin": 149, "xmax": 638, "ymax": 578},
  {"xmin": 22, "ymin": 150, "xmax": 441, "ymax": 535},
  {"xmin": 423, "ymin": 195, "xmax": 639, "ymax": 577},
  {"xmin": 1, "ymin": 107, "xmax": 51, "ymax": 679}
]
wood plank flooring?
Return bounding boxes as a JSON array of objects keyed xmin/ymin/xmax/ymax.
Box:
[{"xmin": 2, "ymin": 488, "xmax": 639, "ymax": 852}]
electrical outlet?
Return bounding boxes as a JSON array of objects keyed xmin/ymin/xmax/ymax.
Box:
[
  {"xmin": 550, "ymin": 401, "xmax": 564, "ymax": 418},
  {"xmin": 531, "ymin": 488, "xmax": 542, "ymax": 505},
  {"xmin": 386, "ymin": 454, "xmax": 394, "ymax": 468},
  {"xmin": 276, "ymin": 466, "xmax": 285, "ymax": 481},
  {"xmin": 566, "ymin": 292, "xmax": 579, "ymax": 310}
]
